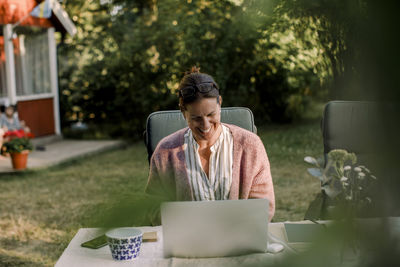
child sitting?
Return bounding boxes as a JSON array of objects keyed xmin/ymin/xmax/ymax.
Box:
[{"xmin": 0, "ymin": 104, "xmax": 30, "ymax": 133}]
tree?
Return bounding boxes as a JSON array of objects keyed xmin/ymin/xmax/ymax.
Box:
[{"xmin": 58, "ymin": 0, "xmax": 333, "ymax": 138}]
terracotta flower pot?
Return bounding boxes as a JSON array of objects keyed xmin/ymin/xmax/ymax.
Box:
[{"xmin": 10, "ymin": 150, "xmax": 29, "ymax": 170}]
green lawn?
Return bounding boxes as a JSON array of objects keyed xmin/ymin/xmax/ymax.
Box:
[{"xmin": 0, "ymin": 118, "xmax": 323, "ymax": 266}]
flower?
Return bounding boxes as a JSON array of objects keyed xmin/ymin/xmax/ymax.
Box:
[
  {"xmin": 328, "ymin": 149, "xmax": 348, "ymax": 161},
  {"xmin": 4, "ymin": 129, "xmax": 34, "ymax": 139},
  {"xmin": 2, "ymin": 129, "xmax": 34, "ymax": 153},
  {"xmin": 344, "ymin": 165, "xmax": 352, "ymax": 171},
  {"xmin": 328, "ymin": 149, "xmax": 357, "ymax": 165},
  {"xmin": 305, "ymin": 149, "xmax": 378, "ymax": 218}
]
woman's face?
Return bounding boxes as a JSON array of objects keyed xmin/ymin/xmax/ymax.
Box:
[{"xmin": 183, "ymin": 96, "xmax": 222, "ymax": 143}]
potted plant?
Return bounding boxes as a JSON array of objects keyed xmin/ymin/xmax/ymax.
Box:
[
  {"xmin": 304, "ymin": 149, "xmax": 379, "ymax": 261},
  {"xmin": 2, "ymin": 129, "xmax": 34, "ymax": 170},
  {"xmin": 304, "ymin": 149, "xmax": 377, "ymax": 219}
]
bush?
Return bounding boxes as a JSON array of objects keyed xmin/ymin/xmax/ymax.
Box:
[{"xmin": 59, "ymin": 0, "xmax": 331, "ymax": 139}]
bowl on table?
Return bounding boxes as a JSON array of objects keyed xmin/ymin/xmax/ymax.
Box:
[{"xmin": 106, "ymin": 227, "xmax": 143, "ymax": 261}]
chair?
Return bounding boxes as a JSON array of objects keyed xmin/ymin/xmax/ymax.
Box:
[
  {"xmin": 305, "ymin": 100, "xmax": 383, "ymax": 219},
  {"xmin": 144, "ymin": 107, "xmax": 257, "ymax": 162},
  {"xmin": 322, "ymin": 100, "xmax": 382, "ymax": 167}
]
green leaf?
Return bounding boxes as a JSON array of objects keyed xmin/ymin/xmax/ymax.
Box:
[
  {"xmin": 3, "ymin": 138, "xmax": 33, "ymax": 153},
  {"xmin": 307, "ymin": 167, "xmax": 322, "ymax": 177},
  {"xmin": 304, "ymin": 193, "xmax": 324, "ymax": 220},
  {"xmin": 322, "ymin": 183, "xmax": 341, "ymax": 199}
]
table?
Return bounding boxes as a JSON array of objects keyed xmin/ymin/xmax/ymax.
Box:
[
  {"xmin": 55, "ymin": 223, "xmax": 304, "ymax": 267},
  {"xmin": 56, "ymin": 218, "xmax": 400, "ymax": 266}
]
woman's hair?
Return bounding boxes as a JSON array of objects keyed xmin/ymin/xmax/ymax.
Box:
[{"xmin": 178, "ymin": 66, "xmax": 220, "ymax": 110}]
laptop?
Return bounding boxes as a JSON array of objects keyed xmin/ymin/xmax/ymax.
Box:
[{"xmin": 161, "ymin": 199, "xmax": 269, "ymax": 258}]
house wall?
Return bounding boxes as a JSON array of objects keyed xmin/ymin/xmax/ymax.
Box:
[
  {"xmin": 17, "ymin": 97, "xmax": 55, "ymax": 136},
  {"xmin": 0, "ymin": 0, "xmax": 53, "ymax": 27},
  {"xmin": 1, "ymin": 0, "xmax": 75, "ymax": 137}
]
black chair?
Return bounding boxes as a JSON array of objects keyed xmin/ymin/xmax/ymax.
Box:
[
  {"xmin": 305, "ymin": 100, "xmax": 382, "ymax": 219},
  {"xmin": 144, "ymin": 107, "xmax": 257, "ymax": 162},
  {"xmin": 322, "ymin": 100, "xmax": 382, "ymax": 167}
]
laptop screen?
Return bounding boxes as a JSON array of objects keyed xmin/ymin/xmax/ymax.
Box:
[{"xmin": 161, "ymin": 199, "xmax": 269, "ymax": 258}]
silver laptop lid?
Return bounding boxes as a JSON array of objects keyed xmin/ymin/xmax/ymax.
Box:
[{"xmin": 161, "ymin": 199, "xmax": 269, "ymax": 258}]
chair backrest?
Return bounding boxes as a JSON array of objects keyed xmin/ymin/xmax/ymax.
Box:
[
  {"xmin": 305, "ymin": 101, "xmax": 383, "ymax": 220},
  {"xmin": 144, "ymin": 107, "xmax": 256, "ymax": 162},
  {"xmin": 322, "ymin": 100, "xmax": 382, "ymax": 167}
]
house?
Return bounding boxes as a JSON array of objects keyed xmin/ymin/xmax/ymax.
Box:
[{"xmin": 0, "ymin": 0, "xmax": 76, "ymax": 137}]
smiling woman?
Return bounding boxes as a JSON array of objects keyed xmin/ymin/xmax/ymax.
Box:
[{"xmin": 145, "ymin": 67, "xmax": 275, "ymax": 224}]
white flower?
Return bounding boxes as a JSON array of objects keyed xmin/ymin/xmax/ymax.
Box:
[
  {"xmin": 354, "ymin": 167, "xmax": 362, "ymax": 172},
  {"xmin": 344, "ymin": 166, "xmax": 352, "ymax": 171},
  {"xmin": 343, "ymin": 182, "xmax": 349, "ymax": 187},
  {"xmin": 345, "ymin": 196, "xmax": 352, "ymax": 201},
  {"xmin": 358, "ymin": 172, "xmax": 366, "ymax": 180},
  {"xmin": 366, "ymin": 197, "xmax": 372, "ymax": 203},
  {"xmin": 371, "ymin": 175, "xmax": 377, "ymax": 180},
  {"xmin": 358, "ymin": 186, "xmax": 363, "ymax": 190},
  {"xmin": 340, "ymin": 176, "xmax": 348, "ymax": 182}
]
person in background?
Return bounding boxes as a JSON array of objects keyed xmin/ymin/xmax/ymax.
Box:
[{"xmin": 0, "ymin": 104, "xmax": 30, "ymax": 133}]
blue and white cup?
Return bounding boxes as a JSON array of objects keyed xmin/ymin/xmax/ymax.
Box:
[{"xmin": 106, "ymin": 227, "xmax": 143, "ymax": 261}]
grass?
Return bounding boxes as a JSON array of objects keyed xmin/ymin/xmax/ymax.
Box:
[
  {"xmin": 259, "ymin": 120, "xmax": 323, "ymax": 221},
  {"xmin": 0, "ymin": 117, "xmax": 324, "ymax": 266}
]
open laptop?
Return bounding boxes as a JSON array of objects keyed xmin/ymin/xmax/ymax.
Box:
[{"xmin": 161, "ymin": 199, "xmax": 269, "ymax": 258}]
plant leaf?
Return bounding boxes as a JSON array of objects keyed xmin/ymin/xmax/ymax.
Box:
[
  {"xmin": 307, "ymin": 168, "xmax": 322, "ymax": 177},
  {"xmin": 322, "ymin": 184, "xmax": 341, "ymax": 198},
  {"xmin": 317, "ymin": 157, "xmax": 325, "ymax": 167},
  {"xmin": 304, "ymin": 156, "xmax": 318, "ymax": 165}
]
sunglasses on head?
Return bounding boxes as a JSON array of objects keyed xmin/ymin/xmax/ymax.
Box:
[{"xmin": 179, "ymin": 82, "xmax": 219, "ymax": 99}]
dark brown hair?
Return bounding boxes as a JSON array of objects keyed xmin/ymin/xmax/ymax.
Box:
[{"xmin": 178, "ymin": 66, "xmax": 220, "ymax": 110}]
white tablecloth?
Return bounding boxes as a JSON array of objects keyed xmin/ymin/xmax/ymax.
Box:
[{"xmin": 55, "ymin": 223, "xmax": 294, "ymax": 267}]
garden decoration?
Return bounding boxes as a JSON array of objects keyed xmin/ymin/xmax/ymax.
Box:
[
  {"xmin": 2, "ymin": 129, "xmax": 34, "ymax": 170},
  {"xmin": 304, "ymin": 149, "xmax": 377, "ymax": 219}
]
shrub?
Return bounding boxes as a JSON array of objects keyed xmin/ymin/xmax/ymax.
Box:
[{"xmin": 59, "ymin": 0, "xmax": 331, "ymax": 138}]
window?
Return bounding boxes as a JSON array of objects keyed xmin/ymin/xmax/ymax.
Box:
[{"xmin": 16, "ymin": 30, "xmax": 51, "ymax": 96}]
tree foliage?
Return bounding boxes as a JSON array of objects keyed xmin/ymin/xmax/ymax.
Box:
[
  {"xmin": 278, "ymin": 0, "xmax": 378, "ymax": 100},
  {"xmin": 58, "ymin": 0, "xmax": 332, "ymax": 138}
]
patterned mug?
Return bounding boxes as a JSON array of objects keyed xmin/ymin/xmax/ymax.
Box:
[{"xmin": 106, "ymin": 227, "xmax": 143, "ymax": 261}]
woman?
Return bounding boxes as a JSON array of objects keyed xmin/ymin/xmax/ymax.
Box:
[{"xmin": 145, "ymin": 67, "xmax": 275, "ymax": 221}]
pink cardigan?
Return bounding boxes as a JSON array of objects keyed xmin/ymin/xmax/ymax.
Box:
[{"xmin": 145, "ymin": 123, "xmax": 275, "ymax": 220}]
